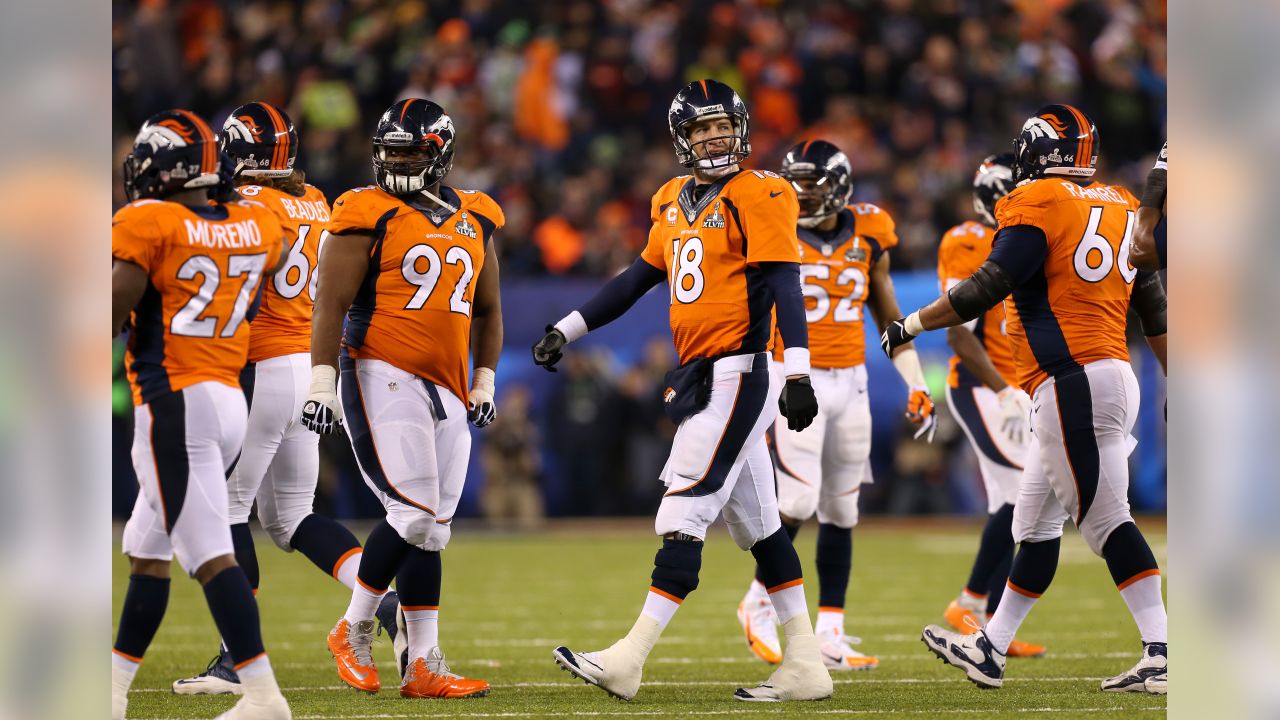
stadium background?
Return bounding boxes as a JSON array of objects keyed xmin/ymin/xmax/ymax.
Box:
[{"xmin": 110, "ymin": 0, "xmax": 1168, "ymax": 524}]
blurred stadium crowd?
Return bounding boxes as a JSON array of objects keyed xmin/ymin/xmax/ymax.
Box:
[
  {"xmin": 111, "ymin": 0, "xmax": 1166, "ymax": 522},
  {"xmin": 113, "ymin": 0, "xmax": 1167, "ymax": 274}
]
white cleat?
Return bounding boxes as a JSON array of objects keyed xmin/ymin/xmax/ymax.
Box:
[
  {"xmin": 737, "ymin": 594, "xmax": 782, "ymax": 664},
  {"xmin": 734, "ymin": 633, "xmax": 833, "ymax": 701},
  {"xmin": 817, "ymin": 629, "xmax": 879, "ymax": 671},
  {"xmin": 552, "ymin": 638, "xmax": 645, "ymax": 701},
  {"xmin": 214, "ymin": 690, "xmax": 291, "ymax": 719},
  {"xmin": 1101, "ymin": 642, "xmax": 1167, "ymax": 694},
  {"xmin": 111, "ymin": 688, "xmax": 126, "ymax": 720},
  {"xmin": 921, "ymin": 624, "xmax": 1005, "ymax": 689}
]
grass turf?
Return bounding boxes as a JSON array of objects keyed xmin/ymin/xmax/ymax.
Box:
[{"xmin": 114, "ymin": 518, "xmax": 1166, "ymax": 719}]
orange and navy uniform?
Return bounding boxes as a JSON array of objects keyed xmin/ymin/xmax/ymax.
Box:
[
  {"xmin": 936, "ymin": 220, "xmax": 1017, "ymax": 389},
  {"xmin": 770, "ymin": 203, "xmax": 898, "ymax": 368},
  {"xmin": 992, "ymin": 178, "xmax": 1141, "ymax": 395},
  {"xmin": 326, "ymin": 185, "xmax": 502, "ymax": 403},
  {"xmin": 640, "ymin": 170, "xmax": 800, "ymax": 363},
  {"xmin": 237, "ymin": 183, "xmax": 330, "ymax": 363},
  {"xmin": 113, "ymin": 198, "xmax": 285, "ymax": 405}
]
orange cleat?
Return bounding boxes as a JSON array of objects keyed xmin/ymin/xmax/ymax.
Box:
[
  {"xmin": 943, "ymin": 600, "xmax": 985, "ymax": 634},
  {"xmin": 1006, "ymin": 638, "xmax": 1047, "ymax": 658},
  {"xmin": 400, "ymin": 648, "xmax": 491, "ymax": 699},
  {"xmin": 328, "ymin": 618, "xmax": 381, "ymax": 693},
  {"xmin": 736, "ymin": 598, "xmax": 782, "ymax": 665}
]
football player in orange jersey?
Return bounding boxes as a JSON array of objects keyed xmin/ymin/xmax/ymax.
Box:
[
  {"xmin": 734, "ymin": 140, "xmax": 936, "ymax": 672},
  {"xmin": 534, "ymin": 80, "xmax": 831, "ymax": 703},
  {"xmin": 934, "ymin": 155, "xmax": 1045, "ymax": 658},
  {"xmin": 1129, "ymin": 142, "xmax": 1167, "ymax": 270},
  {"xmin": 171, "ymin": 102, "xmax": 400, "ymax": 696},
  {"xmin": 302, "ymin": 99, "xmax": 501, "ymax": 699},
  {"xmin": 881, "ymin": 105, "xmax": 1169, "ymax": 694},
  {"xmin": 111, "ymin": 110, "xmax": 290, "ymax": 720}
]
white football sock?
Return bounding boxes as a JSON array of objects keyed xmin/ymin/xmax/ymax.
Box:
[
  {"xmin": 237, "ymin": 655, "xmax": 281, "ymax": 697},
  {"xmin": 343, "ymin": 579, "xmax": 386, "ymax": 624},
  {"xmin": 814, "ymin": 608, "xmax": 844, "ymax": 637},
  {"xmin": 333, "ymin": 550, "xmax": 363, "ymax": 591},
  {"xmin": 111, "ymin": 651, "xmax": 139, "ymax": 692},
  {"xmin": 984, "ymin": 582, "xmax": 1039, "ymax": 654},
  {"xmin": 404, "ymin": 607, "xmax": 440, "ymax": 660},
  {"xmin": 641, "ymin": 588, "xmax": 681, "ymax": 631},
  {"xmin": 1118, "ymin": 572, "xmax": 1167, "ymax": 644},
  {"xmin": 958, "ymin": 588, "xmax": 987, "ymax": 612},
  {"xmin": 768, "ymin": 580, "xmax": 809, "ymax": 625}
]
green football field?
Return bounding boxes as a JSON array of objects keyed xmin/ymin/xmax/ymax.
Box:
[{"xmin": 113, "ymin": 518, "xmax": 1167, "ymax": 719}]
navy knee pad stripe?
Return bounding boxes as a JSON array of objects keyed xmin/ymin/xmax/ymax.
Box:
[
  {"xmin": 815, "ymin": 523, "xmax": 852, "ymax": 609},
  {"xmin": 202, "ymin": 567, "xmax": 264, "ymax": 666},
  {"xmin": 356, "ymin": 520, "xmax": 412, "ymax": 593},
  {"xmin": 751, "ymin": 526, "xmax": 803, "ymax": 590},
  {"xmin": 651, "ymin": 539, "xmax": 703, "ymax": 600},
  {"xmin": 230, "ymin": 523, "xmax": 259, "ymax": 590},
  {"xmin": 1102, "ymin": 522, "xmax": 1160, "ymax": 587},
  {"xmin": 1007, "ymin": 537, "xmax": 1061, "ymax": 598},
  {"xmin": 754, "ymin": 521, "xmax": 800, "ymax": 584},
  {"xmin": 966, "ymin": 504, "xmax": 1015, "ymax": 596},
  {"xmin": 114, "ymin": 574, "xmax": 171, "ymax": 660},
  {"xmin": 667, "ymin": 357, "xmax": 770, "ymax": 498},
  {"xmin": 396, "ymin": 548, "xmax": 442, "ymax": 607},
  {"xmin": 1052, "ymin": 374, "xmax": 1100, "ymax": 524},
  {"xmin": 147, "ymin": 390, "xmax": 189, "ymax": 532},
  {"xmin": 290, "ymin": 513, "xmax": 362, "ymax": 580}
]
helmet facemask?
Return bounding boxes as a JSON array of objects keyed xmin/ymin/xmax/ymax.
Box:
[
  {"xmin": 373, "ymin": 143, "xmax": 451, "ymax": 196},
  {"xmin": 676, "ymin": 113, "xmax": 750, "ymax": 175},
  {"xmin": 788, "ymin": 173, "xmax": 845, "ymax": 229}
]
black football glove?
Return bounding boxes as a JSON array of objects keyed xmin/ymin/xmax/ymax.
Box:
[
  {"xmin": 532, "ymin": 326, "xmax": 567, "ymax": 372},
  {"xmin": 880, "ymin": 318, "xmax": 916, "ymax": 359},
  {"xmin": 778, "ymin": 376, "xmax": 819, "ymax": 432}
]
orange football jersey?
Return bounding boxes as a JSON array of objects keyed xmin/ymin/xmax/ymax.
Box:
[
  {"xmin": 238, "ymin": 183, "xmax": 330, "ymax": 363},
  {"xmin": 936, "ymin": 220, "xmax": 1017, "ymax": 389},
  {"xmin": 113, "ymin": 198, "xmax": 285, "ymax": 405},
  {"xmin": 995, "ymin": 178, "xmax": 1141, "ymax": 394},
  {"xmin": 770, "ymin": 203, "xmax": 899, "ymax": 368},
  {"xmin": 327, "ymin": 185, "xmax": 502, "ymax": 403},
  {"xmin": 640, "ymin": 170, "xmax": 800, "ymax": 364}
]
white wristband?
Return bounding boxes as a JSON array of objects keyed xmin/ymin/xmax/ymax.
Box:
[
  {"xmin": 309, "ymin": 364, "xmax": 337, "ymax": 394},
  {"xmin": 554, "ymin": 310, "xmax": 589, "ymax": 343},
  {"xmin": 891, "ymin": 347, "xmax": 927, "ymax": 389},
  {"xmin": 472, "ymin": 366, "xmax": 495, "ymax": 394},
  {"xmin": 783, "ymin": 347, "xmax": 811, "ymax": 377},
  {"xmin": 903, "ymin": 310, "xmax": 925, "ymax": 337}
]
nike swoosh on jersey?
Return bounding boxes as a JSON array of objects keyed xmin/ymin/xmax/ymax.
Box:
[{"xmin": 769, "ymin": 191, "xmax": 783, "ymax": 198}]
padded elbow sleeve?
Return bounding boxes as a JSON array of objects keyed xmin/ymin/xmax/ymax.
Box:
[
  {"xmin": 1131, "ymin": 271, "xmax": 1167, "ymax": 336},
  {"xmin": 947, "ymin": 262, "xmax": 1015, "ymax": 322},
  {"xmin": 1140, "ymin": 168, "xmax": 1167, "ymax": 210}
]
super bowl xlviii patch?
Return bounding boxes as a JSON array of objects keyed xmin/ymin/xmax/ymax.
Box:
[
  {"xmin": 703, "ymin": 202, "xmax": 725, "ymax": 229},
  {"xmin": 455, "ymin": 211, "xmax": 477, "ymax": 239},
  {"xmin": 845, "ymin": 237, "xmax": 868, "ymax": 263}
]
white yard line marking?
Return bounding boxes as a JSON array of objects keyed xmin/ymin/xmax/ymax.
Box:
[{"xmin": 136, "ymin": 707, "xmax": 1166, "ymax": 720}]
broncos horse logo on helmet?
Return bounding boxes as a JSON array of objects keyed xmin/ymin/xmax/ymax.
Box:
[
  {"xmin": 668, "ymin": 79, "xmax": 751, "ymax": 171},
  {"xmin": 972, "ymin": 153, "xmax": 1016, "ymax": 227},
  {"xmin": 780, "ymin": 139, "xmax": 853, "ymax": 229},
  {"xmin": 1012, "ymin": 104, "xmax": 1099, "ymax": 183},
  {"xmin": 123, "ymin": 109, "xmax": 222, "ymax": 202},
  {"xmin": 371, "ymin": 98, "xmax": 456, "ymax": 196},
  {"xmin": 219, "ymin": 101, "xmax": 298, "ymax": 178}
]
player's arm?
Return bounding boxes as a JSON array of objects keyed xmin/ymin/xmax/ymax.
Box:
[
  {"xmin": 866, "ymin": 253, "xmax": 937, "ymax": 439},
  {"xmin": 1130, "ymin": 152, "xmax": 1168, "ymax": 271},
  {"xmin": 946, "ymin": 325, "xmax": 1007, "ymax": 392},
  {"xmin": 302, "ymin": 231, "xmax": 373, "ymax": 434},
  {"xmin": 111, "ymin": 259, "xmax": 149, "ymax": 337},
  {"xmin": 532, "ymin": 256, "xmax": 665, "ymax": 371},
  {"xmin": 757, "ymin": 259, "xmax": 820, "ymax": 432},
  {"xmin": 468, "ymin": 238, "xmax": 503, "ymax": 427},
  {"xmin": 1131, "ymin": 270, "xmax": 1168, "ymax": 375},
  {"xmin": 881, "ymin": 225, "xmax": 1047, "ymax": 355}
]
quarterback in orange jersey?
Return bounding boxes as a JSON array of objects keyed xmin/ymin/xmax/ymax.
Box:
[
  {"xmin": 111, "ymin": 110, "xmax": 290, "ymax": 720},
  {"xmin": 171, "ymin": 102, "xmax": 400, "ymax": 697},
  {"xmin": 734, "ymin": 139, "xmax": 937, "ymax": 673},
  {"xmin": 534, "ymin": 80, "xmax": 832, "ymax": 703},
  {"xmin": 303, "ymin": 99, "xmax": 501, "ymax": 699},
  {"xmin": 882, "ymin": 105, "xmax": 1169, "ymax": 694},
  {"xmin": 933, "ymin": 155, "xmax": 1044, "ymax": 659}
]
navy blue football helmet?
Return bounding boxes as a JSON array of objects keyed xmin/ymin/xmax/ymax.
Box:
[
  {"xmin": 667, "ymin": 79, "xmax": 750, "ymax": 170},
  {"xmin": 219, "ymin": 101, "xmax": 298, "ymax": 178},
  {"xmin": 122, "ymin": 109, "xmax": 222, "ymax": 201},
  {"xmin": 780, "ymin": 140, "xmax": 853, "ymax": 228},
  {"xmin": 371, "ymin": 98, "xmax": 455, "ymax": 195},
  {"xmin": 1012, "ymin": 104, "xmax": 1099, "ymax": 183}
]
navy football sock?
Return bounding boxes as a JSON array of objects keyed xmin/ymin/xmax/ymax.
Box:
[
  {"xmin": 395, "ymin": 548, "xmax": 442, "ymax": 608},
  {"xmin": 290, "ymin": 513, "xmax": 362, "ymax": 580},
  {"xmin": 230, "ymin": 523, "xmax": 259, "ymax": 591},
  {"xmin": 815, "ymin": 523, "xmax": 852, "ymax": 609},
  {"xmin": 202, "ymin": 567, "xmax": 265, "ymax": 666},
  {"xmin": 1007, "ymin": 537, "xmax": 1061, "ymax": 597},
  {"xmin": 651, "ymin": 538, "xmax": 703, "ymax": 601},
  {"xmin": 965, "ymin": 504, "xmax": 1014, "ymax": 597},
  {"xmin": 113, "ymin": 574, "xmax": 170, "ymax": 661},
  {"xmin": 1102, "ymin": 522, "xmax": 1160, "ymax": 587},
  {"xmin": 754, "ymin": 520, "xmax": 800, "ymax": 584},
  {"xmin": 986, "ymin": 546, "xmax": 1014, "ymax": 615},
  {"xmin": 357, "ymin": 520, "xmax": 412, "ymax": 593},
  {"xmin": 751, "ymin": 526, "xmax": 804, "ymax": 590}
]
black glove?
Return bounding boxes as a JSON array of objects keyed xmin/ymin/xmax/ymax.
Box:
[
  {"xmin": 778, "ymin": 376, "xmax": 819, "ymax": 431},
  {"xmin": 532, "ymin": 326, "xmax": 567, "ymax": 372},
  {"xmin": 880, "ymin": 318, "xmax": 916, "ymax": 358}
]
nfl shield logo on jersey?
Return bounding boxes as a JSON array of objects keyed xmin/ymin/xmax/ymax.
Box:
[{"xmin": 455, "ymin": 211, "xmax": 477, "ymax": 239}]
